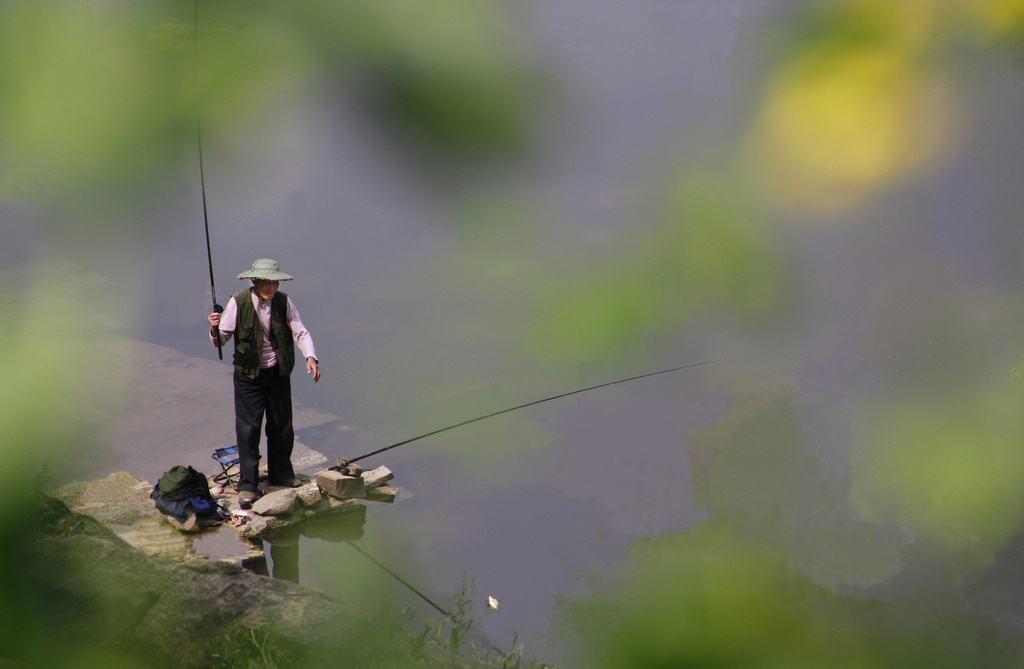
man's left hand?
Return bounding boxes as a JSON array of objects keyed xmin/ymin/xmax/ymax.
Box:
[{"xmin": 306, "ymin": 357, "xmax": 321, "ymax": 383}]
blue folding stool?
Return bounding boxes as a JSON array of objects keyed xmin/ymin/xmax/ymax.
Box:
[{"xmin": 211, "ymin": 446, "xmax": 240, "ymax": 490}]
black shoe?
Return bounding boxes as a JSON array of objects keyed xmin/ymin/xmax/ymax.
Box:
[
  {"xmin": 270, "ymin": 478, "xmax": 303, "ymax": 488},
  {"xmin": 238, "ymin": 491, "xmax": 258, "ymax": 509}
]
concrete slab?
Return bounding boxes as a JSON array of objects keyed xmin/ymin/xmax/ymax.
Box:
[
  {"xmin": 63, "ymin": 335, "xmax": 338, "ymax": 486},
  {"xmin": 57, "ymin": 472, "xmax": 262, "ymax": 565}
]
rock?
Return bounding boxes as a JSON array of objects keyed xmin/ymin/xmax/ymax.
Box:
[
  {"xmin": 324, "ymin": 497, "xmax": 363, "ymax": 514},
  {"xmin": 27, "ymin": 499, "xmax": 375, "ymax": 668},
  {"xmin": 297, "ymin": 482, "xmax": 322, "ymax": 507},
  {"xmin": 245, "ymin": 514, "xmax": 272, "ymax": 536},
  {"xmin": 235, "ymin": 487, "xmax": 367, "ymax": 540},
  {"xmin": 317, "ymin": 470, "xmax": 366, "ymax": 499},
  {"xmin": 215, "ymin": 560, "xmax": 244, "ymax": 575},
  {"xmin": 251, "ymin": 489, "xmax": 299, "ymax": 517},
  {"xmin": 167, "ymin": 514, "xmax": 200, "ymax": 532},
  {"xmin": 182, "ymin": 560, "xmax": 248, "ymax": 576},
  {"xmin": 366, "ymin": 485, "xmax": 396, "ymax": 503},
  {"xmin": 361, "ymin": 466, "xmax": 394, "ymax": 490}
]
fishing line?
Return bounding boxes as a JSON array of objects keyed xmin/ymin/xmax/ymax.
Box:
[
  {"xmin": 341, "ymin": 359, "xmax": 720, "ymax": 467},
  {"xmin": 195, "ymin": 0, "xmax": 223, "ymax": 360},
  {"xmin": 345, "ymin": 541, "xmax": 508, "ymax": 658}
]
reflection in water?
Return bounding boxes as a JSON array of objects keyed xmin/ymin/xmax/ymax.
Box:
[
  {"xmin": 243, "ymin": 502, "xmax": 509, "ymax": 658},
  {"xmin": 244, "ymin": 505, "xmax": 367, "ymax": 583},
  {"xmin": 245, "ymin": 540, "xmax": 300, "ymax": 583}
]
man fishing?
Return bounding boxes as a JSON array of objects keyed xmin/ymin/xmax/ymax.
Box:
[{"xmin": 207, "ymin": 258, "xmax": 321, "ymax": 509}]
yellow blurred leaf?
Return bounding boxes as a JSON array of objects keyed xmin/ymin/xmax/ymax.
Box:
[
  {"xmin": 960, "ymin": 0, "xmax": 1024, "ymax": 39},
  {"xmin": 749, "ymin": 46, "xmax": 953, "ymax": 212}
]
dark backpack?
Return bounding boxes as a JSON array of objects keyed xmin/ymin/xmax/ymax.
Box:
[
  {"xmin": 156, "ymin": 465, "xmax": 212, "ymax": 502},
  {"xmin": 152, "ymin": 465, "xmax": 224, "ymax": 523}
]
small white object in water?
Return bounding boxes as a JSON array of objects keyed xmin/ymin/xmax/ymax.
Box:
[{"xmin": 487, "ymin": 596, "xmax": 499, "ymax": 611}]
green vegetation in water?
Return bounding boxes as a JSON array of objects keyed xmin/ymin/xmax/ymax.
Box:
[
  {"xmin": 423, "ymin": 570, "xmax": 475, "ymax": 658},
  {"xmin": 493, "ymin": 632, "xmax": 547, "ymax": 669},
  {"xmin": 359, "ymin": 572, "xmax": 548, "ymax": 669},
  {"xmin": 414, "ymin": 572, "xmax": 547, "ymax": 668},
  {"xmin": 207, "ymin": 623, "xmax": 305, "ymax": 669},
  {"xmin": 202, "ymin": 577, "xmax": 544, "ymax": 669}
]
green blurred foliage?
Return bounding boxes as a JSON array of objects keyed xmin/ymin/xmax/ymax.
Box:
[
  {"xmin": 283, "ymin": 1, "xmax": 539, "ymax": 154},
  {"xmin": 598, "ymin": 532, "xmax": 875, "ymax": 669},
  {"xmin": 584, "ymin": 527, "xmax": 1013, "ymax": 669},
  {"xmin": 1, "ymin": 2, "xmax": 191, "ymax": 206},
  {"xmin": 850, "ymin": 380, "xmax": 1024, "ymax": 558},
  {"xmin": 688, "ymin": 386, "xmax": 910, "ymax": 590},
  {"xmin": 0, "ymin": 0, "xmax": 537, "ymax": 214},
  {"xmin": 0, "ymin": 265, "xmax": 139, "ymax": 666},
  {"xmin": 526, "ymin": 173, "xmax": 785, "ymax": 365},
  {"xmin": 552, "ymin": 358, "xmax": 1024, "ymax": 666}
]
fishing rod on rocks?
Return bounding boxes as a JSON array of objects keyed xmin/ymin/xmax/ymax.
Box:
[
  {"xmin": 332, "ymin": 359, "xmax": 720, "ymax": 473},
  {"xmin": 194, "ymin": 0, "xmax": 223, "ymax": 360}
]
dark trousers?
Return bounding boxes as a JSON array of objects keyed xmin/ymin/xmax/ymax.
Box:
[{"xmin": 234, "ymin": 366, "xmax": 295, "ymax": 492}]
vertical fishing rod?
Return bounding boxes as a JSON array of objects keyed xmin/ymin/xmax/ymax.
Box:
[
  {"xmin": 198, "ymin": 117, "xmax": 222, "ymax": 360},
  {"xmin": 195, "ymin": 0, "xmax": 223, "ymax": 360}
]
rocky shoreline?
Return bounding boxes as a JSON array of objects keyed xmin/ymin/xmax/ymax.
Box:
[
  {"xmin": 55, "ymin": 451, "xmax": 397, "ymax": 568},
  {"xmin": 33, "ymin": 457, "xmax": 522, "ymax": 668}
]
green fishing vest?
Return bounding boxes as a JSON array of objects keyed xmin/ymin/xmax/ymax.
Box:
[{"xmin": 231, "ymin": 288, "xmax": 296, "ymax": 379}]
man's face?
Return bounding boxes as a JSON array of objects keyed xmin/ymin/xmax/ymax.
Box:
[{"xmin": 253, "ymin": 279, "xmax": 279, "ymax": 300}]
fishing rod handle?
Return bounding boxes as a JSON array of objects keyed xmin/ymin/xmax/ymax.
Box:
[{"xmin": 213, "ymin": 302, "xmax": 224, "ymax": 360}]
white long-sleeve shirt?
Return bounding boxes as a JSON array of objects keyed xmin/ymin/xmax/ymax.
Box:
[{"xmin": 212, "ymin": 288, "xmax": 317, "ymax": 368}]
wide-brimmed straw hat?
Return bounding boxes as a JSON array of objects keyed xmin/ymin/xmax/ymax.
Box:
[{"xmin": 237, "ymin": 258, "xmax": 294, "ymax": 281}]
